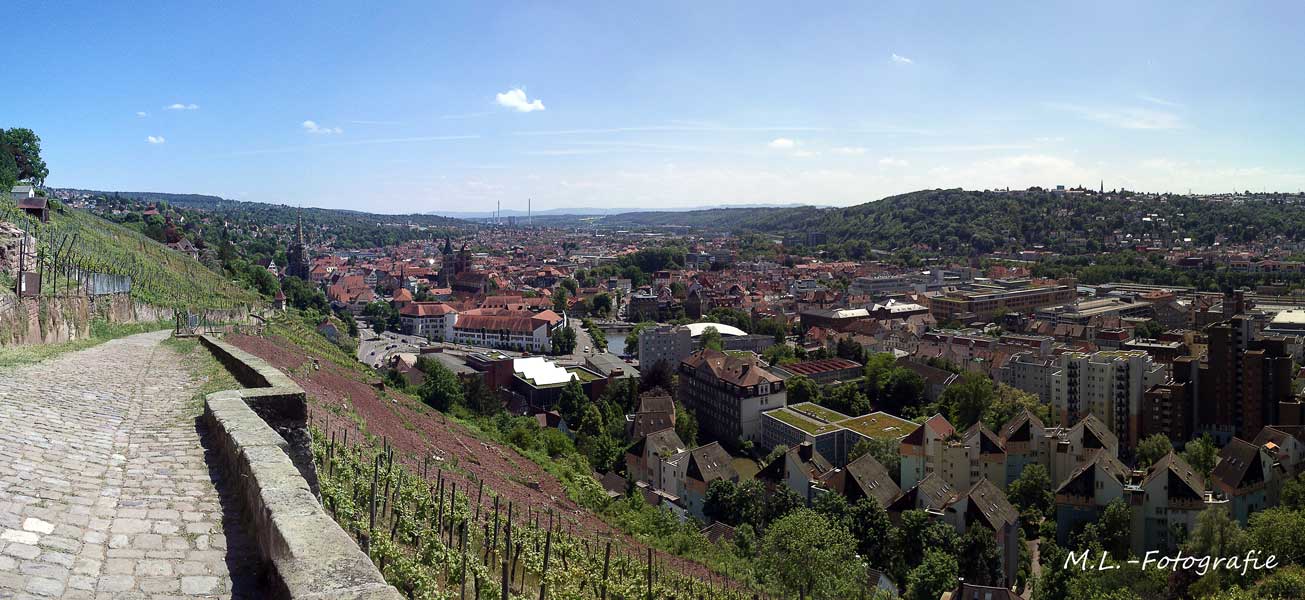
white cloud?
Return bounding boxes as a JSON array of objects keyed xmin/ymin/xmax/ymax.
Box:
[
  {"xmin": 302, "ymin": 120, "xmax": 343, "ymax": 134},
  {"xmin": 1139, "ymin": 94, "xmax": 1184, "ymax": 109},
  {"xmin": 891, "ymin": 53, "xmax": 913, "ymax": 65},
  {"xmin": 1047, "ymin": 103, "xmax": 1183, "ymax": 130},
  {"xmin": 165, "ymin": 103, "xmax": 199, "ymax": 111},
  {"xmin": 879, "ymin": 157, "xmax": 909, "ymax": 167},
  {"xmin": 495, "ymin": 88, "xmax": 546, "ymax": 112},
  {"xmin": 136, "ymin": 111, "xmax": 149, "ymax": 118},
  {"xmin": 768, "ymin": 138, "xmax": 796, "ymax": 149},
  {"xmin": 146, "ymin": 136, "xmax": 166, "ymax": 144},
  {"xmin": 832, "ymin": 146, "xmax": 867, "ymax": 155}
]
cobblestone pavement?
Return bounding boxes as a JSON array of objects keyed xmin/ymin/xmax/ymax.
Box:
[{"xmin": 0, "ymin": 331, "xmax": 261, "ymax": 599}]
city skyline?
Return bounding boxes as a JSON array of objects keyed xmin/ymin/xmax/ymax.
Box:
[{"xmin": 6, "ymin": 1, "xmax": 1305, "ymax": 212}]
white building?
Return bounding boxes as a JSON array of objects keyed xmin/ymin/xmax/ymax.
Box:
[{"xmin": 1049, "ymin": 350, "xmax": 1165, "ymax": 449}]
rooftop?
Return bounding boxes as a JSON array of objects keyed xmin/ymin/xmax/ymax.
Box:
[
  {"xmin": 764, "ymin": 407, "xmax": 841, "ymax": 436},
  {"xmin": 838, "ymin": 411, "xmax": 916, "ymax": 440}
]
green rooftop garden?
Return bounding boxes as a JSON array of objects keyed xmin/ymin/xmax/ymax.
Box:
[
  {"xmin": 839, "ymin": 411, "xmax": 915, "ymax": 440},
  {"xmin": 767, "ymin": 407, "xmax": 841, "ymax": 436},
  {"xmin": 789, "ymin": 401, "xmax": 849, "ymax": 423}
]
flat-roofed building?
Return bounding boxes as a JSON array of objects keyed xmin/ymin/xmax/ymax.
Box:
[
  {"xmin": 927, "ymin": 280, "xmax": 1077, "ymax": 321},
  {"xmin": 770, "ymin": 357, "xmax": 864, "ymax": 386}
]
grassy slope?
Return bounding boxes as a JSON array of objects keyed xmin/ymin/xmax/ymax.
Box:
[{"xmin": 1, "ymin": 198, "xmax": 260, "ymax": 309}]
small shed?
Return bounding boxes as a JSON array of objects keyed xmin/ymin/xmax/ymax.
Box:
[{"xmin": 16, "ymin": 197, "xmax": 49, "ymax": 223}]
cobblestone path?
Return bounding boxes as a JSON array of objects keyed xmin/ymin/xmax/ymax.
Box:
[{"xmin": 0, "ymin": 331, "xmax": 260, "ymax": 599}]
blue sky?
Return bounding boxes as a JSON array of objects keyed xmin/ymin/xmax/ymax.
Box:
[{"xmin": 6, "ymin": 1, "xmax": 1305, "ymax": 213}]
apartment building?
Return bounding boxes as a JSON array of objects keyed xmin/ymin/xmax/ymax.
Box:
[
  {"xmin": 1048, "ymin": 350, "xmax": 1166, "ymax": 450},
  {"xmin": 677, "ymin": 349, "xmax": 787, "ymax": 447}
]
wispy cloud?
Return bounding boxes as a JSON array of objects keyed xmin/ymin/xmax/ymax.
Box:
[
  {"xmin": 878, "ymin": 157, "xmax": 909, "ymax": 167},
  {"xmin": 228, "ymin": 135, "xmax": 480, "ymax": 156},
  {"xmin": 165, "ymin": 103, "xmax": 199, "ymax": 111},
  {"xmin": 907, "ymin": 143, "xmax": 1035, "ymax": 153},
  {"xmin": 832, "ymin": 146, "xmax": 867, "ymax": 155},
  {"xmin": 495, "ymin": 88, "xmax": 545, "ymax": 112},
  {"xmin": 146, "ymin": 136, "xmax": 166, "ymax": 144},
  {"xmin": 136, "ymin": 111, "xmax": 149, "ymax": 118},
  {"xmin": 1046, "ymin": 102, "xmax": 1183, "ymax": 130},
  {"xmin": 1139, "ymin": 94, "xmax": 1184, "ymax": 109},
  {"xmin": 511, "ymin": 125, "xmax": 826, "ymax": 136},
  {"xmin": 768, "ymin": 138, "xmax": 796, "ymax": 150},
  {"xmin": 302, "ymin": 120, "xmax": 343, "ymax": 134},
  {"xmin": 891, "ymin": 53, "xmax": 913, "ymax": 65},
  {"xmin": 440, "ymin": 111, "xmax": 495, "ymax": 120}
]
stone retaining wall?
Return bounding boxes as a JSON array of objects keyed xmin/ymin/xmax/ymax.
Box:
[{"xmin": 197, "ymin": 334, "xmax": 402, "ymax": 600}]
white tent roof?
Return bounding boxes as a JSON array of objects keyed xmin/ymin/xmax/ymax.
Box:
[
  {"xmin": 513, "ymin": 356, "xmax": 575, "ymax": 386},
  {"xmin": 685, "ymin": 322, "xmax": 747, "ymax": 337}
]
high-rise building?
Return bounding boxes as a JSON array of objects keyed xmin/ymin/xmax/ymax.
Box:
[
  {"xmin": 1197, "ymin": 315, "xmax": 1294, "ymax": 440},
  {"xmin": 1049, "ymin": 350, "xmax": 1166, "ymax": 450}
]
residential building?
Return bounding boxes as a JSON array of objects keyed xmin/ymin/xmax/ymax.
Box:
[
  {"xmin": 1048, "ymin": 350, "xmax": 1166, "ymax": 450},
  {"xmin": 638, "ymin": 325, "xmax": 693, "ymax": 375},
  {"xmin": 926, "ymin": 280, "xmax": 1077, "ymax": 321},
  {"xmin": 759, "ymin": 403, "xmax": 913, "ymax": 467},
  {"xmin": 677, "ymin": 349, "xmax": 787, "ymax": 447},
  {"xmin": 398, "ymin": 302, "xmax": 457, "ymax": 340},
  {"xmin": 681, "ymin": 442, "xmax": 738, "ymax": 519}
]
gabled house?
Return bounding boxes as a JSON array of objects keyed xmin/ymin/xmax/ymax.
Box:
[
  {"xmin": 1053, "ymin": 449, "xmax": 1130, "ymax": 546},
  {"xmin": 756, "ymin": 442, "xmax": 834, "ymax": 504},
  {"xmin": 1211, "ymin": 438, "xmax": 1279, "ymax": 525},
  {"xmin": 682, "ymin": 442, "xmax": 738, "ymax": 519},
  {"xmin": 625, "ymin": 428, "xmax": 688, "ymax": 493},
  {"xmin": 900, "ymin": 413, "xmax": 956, "ymax": 489},
  {"xmin": 817, "ymin": 451, "xmax": 901, "ymax": 508}
]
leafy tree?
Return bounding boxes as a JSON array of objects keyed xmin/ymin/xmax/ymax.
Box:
[
  {"xmin": 362, "ymin": 301, "xmax": 400, "ymax": 333},
  {"xmin": 1076, "ymin": 499, "xmax": 1132, "ymax": 560},
  {"xmin": 591, "ymin": 292, "xmax": 613, "ymax": 317},
  {"xmin": 1134, "ymin": 319, "xmax": 1165, "ymax": 339},
  {"xmin": 835, "ymin": 337, "xmax": 867, "ymax": 364},
  {"xmin": 822, "ymin": 382, "xmax": 870, "ymax": 416},
  {"xmin": 1248, "ymin": 508, "xmax": 1305, "ymax": 568},
  {"xmin": 462, "ymin": 377, "xmax": 500, "ymax": 416},
  {"xmin": 559, "ymin": 277, "xmax": 578, "ymax": 295},
  {"xmin": 785, "ymin": 375, "xmax": 821, "ymax": 405},
  {"xmin": 763, "ymin": 343, "xmax": 800, "ymax": 366},
  {"xmin": 556, "ymin": 379, "xmax": 587, "ymax": 425},
  {"xmin": 937, "ymin": 372, "xmax": 995, "ymax": 429},
  {"xmin": 1135, "ymin": 434, "xmax": 1173, "ymax": 469},
  {"xmin": 1007, "ymin": 463, "xmax": 1053, "ymax": 535},
  {"xmin": 958, "ymin": 524, "xmax": 1003, "ymax": 586},
  {"xmin": 415, "ymin": 357, "xmax": 464, "ymax": 411},
  {"xmin": 1, "ymin": 128, "xmax": 49, "ymax": 185},
  {"xmin": 876, "ymin": 367, "xmax": 926, "ymax": 414},
  {"xmin": 674, "ymin": 406, "xmax": 698, "ymax": 447},
  {"xmin": 549, "ymin": 326, "xmax": 577, "ymax": 354},
  {"xmin": 982, "ymin": 384, "xmax": 1048, "ymax": 431},
  {"xmin": 893, "ymin": 510, "xmax": 960, "ymax": 582},
  {"xmin": 848, "ymin": 497, "xmax": 895, "ymax": 569},
  {"xmin": 552, "ymin": 288, "xmax": 569, "ymax": 313},
  {"xmin": 1182, "ymin": 433, "xmax": 1219, "ymax": 480},
  {"xmin": 759, "ymin": 509, "xmax": 863, "ymax": 600},
  {"xmin": 906, "ymin": 550, "xmax": 958, "ymax": 600},
  {"xmin": 1281, "ymin": 472, "xmax": 1305, "ymax": 510},
  {"xmin": 699, "ymin": 325, "xmax": 723, "ymax": 351},
  {"xmin": 281, "ymin": 275, "xmax": 329, "ymax": 313},
  {"xmin": 703, "ymin": 479, "xmax": 738, "ymax": 524}
]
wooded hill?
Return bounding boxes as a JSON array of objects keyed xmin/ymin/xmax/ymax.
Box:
[{"xmin": 592, "ymin": 188, "xmax": 1305, "ymax": 257}]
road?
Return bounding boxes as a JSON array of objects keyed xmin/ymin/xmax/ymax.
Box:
[{"xmin": 0, "ymin": 331, "xmax": 260, "ymax": 598}]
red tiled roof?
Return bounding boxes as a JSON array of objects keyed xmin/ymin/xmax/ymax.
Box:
[{"xmin": 399, "ymin": 302, "xmax": 456, "ymax": 317}]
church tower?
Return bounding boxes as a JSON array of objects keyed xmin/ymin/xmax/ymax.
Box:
[{"xmin": 286, "ymin": 208, "xmax": 310, "ymax": 279}]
